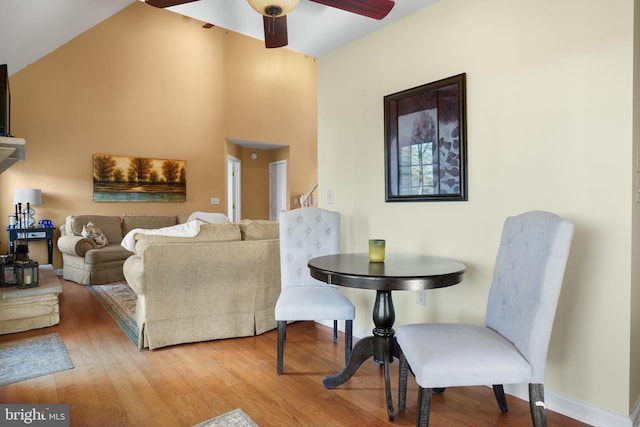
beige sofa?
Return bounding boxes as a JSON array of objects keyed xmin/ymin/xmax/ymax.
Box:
[
  {"xmin": 57, "ymin": 214, "xmax": 181, "ymax": 285},
  {"xmin": 122, "ymin": 220, "xmax": 281, "ymax": 350}
]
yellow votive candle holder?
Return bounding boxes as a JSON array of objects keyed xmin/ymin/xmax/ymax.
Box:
[{"xmin": 368, "ymin": 239, "xmax": 386, "ymax": 263}]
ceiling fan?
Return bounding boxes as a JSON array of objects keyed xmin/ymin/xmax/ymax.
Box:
[{"xmin": 145, "ymin": 0, "xmax": 395, "ymax": 49}]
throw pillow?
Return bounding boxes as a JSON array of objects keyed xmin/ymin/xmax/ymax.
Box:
[{"xmin": 81, "ymin": 222, "xmax": 108, "ymax": 248}]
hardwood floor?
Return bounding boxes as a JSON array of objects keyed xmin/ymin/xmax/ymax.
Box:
[{"xmin": 0, "ymin": 278, "xmax": 589, "ymax": 427}]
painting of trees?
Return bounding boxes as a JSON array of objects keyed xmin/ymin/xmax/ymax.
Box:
[
  {"xmin": 93, "ymin": 155, "xmax": 116, "ymax": 184},
  {"xmin": 162, "ymin": 160, "xmax": 181, "ymax": 188},
  {"xmin": 128, "ymin": 157, "xmax": 153, "ymax": 184},
  {"xmin": 92, "ymin": 154, "xmax": 187, "ymax": 202}
]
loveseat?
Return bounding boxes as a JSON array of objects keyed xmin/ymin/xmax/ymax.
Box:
[
  {"xmin": 122, "ymin": 220, "xmax": 281, "ymax": 350},
  {"xmin": 57, "ymin": 214, "xmax": 181, "ymax": 285}
]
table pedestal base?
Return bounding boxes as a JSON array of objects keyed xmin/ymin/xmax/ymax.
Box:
[{"xmin": 323, "ymin": 290, "xmax": 400, "ymax": 421}]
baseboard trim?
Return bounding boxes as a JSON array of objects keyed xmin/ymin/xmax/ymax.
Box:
[
  {"xmin": 317, "ymin": 320, "xmax": 632, "ymax": 427},
  {"xmin": 504, "ymin": 384, "xmax": 631, "ymax": 427}
]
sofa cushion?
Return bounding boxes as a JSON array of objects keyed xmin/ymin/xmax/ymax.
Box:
[
  {"xmin": 239, "ymin": 220, "xmax": 279, "ymax": 240},
  {"xmin": 83, "ymin": 244, "xmax": 133, "ymax": 265},
  {"xmin": 66, "ymin": 215, "xmax": 123, "ymax": 244},
  {"xmin": 196, "ymin": 223, "xmax": 242, "ymax": 241},
  {"xmin": 121, "ymin": 215, "xmax": 178, "ymax": 235}
]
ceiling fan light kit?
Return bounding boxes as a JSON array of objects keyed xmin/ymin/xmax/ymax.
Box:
[{"xmin": 247, "ymin": 0, "xmax": 300, "ymax": 17}]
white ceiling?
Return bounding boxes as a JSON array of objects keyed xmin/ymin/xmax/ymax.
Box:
[
  {"xmin": 0, "ymin": 0, "xmax": 136, "ymax": 75},
  {"xmin": 166, "ymin": 0, "xmax": 438, "ymax": 57},
  {"xmin": 0, "ymin": 0, "xmax": 437, "ymax": 76}
]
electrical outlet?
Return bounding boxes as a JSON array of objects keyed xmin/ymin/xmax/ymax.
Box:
[
  {"xmin": 327, "ymin": 189, "xmax": 335, "ymax": 204},
  {"xmin": 211, "ymin": 197, "xmax": 220, "ymax": 205},
  {"xmin": 416, "ymin": 290, "xmax": 426, "ymax": 305}
]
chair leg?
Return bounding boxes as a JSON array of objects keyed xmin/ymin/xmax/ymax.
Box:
[
  {"xmin": 417, "ymin": 387, "xmax": 432, "ymax": 427},
  {"xmin": 529, "ymin": 383, "xmax": 547, "ymax": 427},
  {"xmin": 492, "ymin": 384, "xmax": 509, "ymax": 413},
  {"xmin": 345, "ymin": 320, "xmax": 353, "ymax": 364},
  {"xmin": 277, "ymin": 321, "xmax": 286, "ymax": 375},
  {"xmin": 333, "ymin": 319, "xmax": 338, "ymax": 343},
  {"xmin": 398, "ymin": 350, "xmax": 408, "ymax": 410}
]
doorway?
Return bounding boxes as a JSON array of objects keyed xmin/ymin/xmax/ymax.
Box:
[
  {"xmin": 269, "ymin": 160, "xmax": 287, "ymax": 221},
  {"xmin": 227, "ymin": 155, "xmax": 241, "ymax": 222}
]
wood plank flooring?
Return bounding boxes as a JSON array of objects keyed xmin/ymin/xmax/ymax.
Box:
[{"xmin": 0, "ymin": 278, "xmax": 590, "ymax": 427}]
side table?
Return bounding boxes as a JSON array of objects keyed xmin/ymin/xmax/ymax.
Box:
[{"xmin": 6, "ymin": 226, "xmax": 56, "ymax": 264}]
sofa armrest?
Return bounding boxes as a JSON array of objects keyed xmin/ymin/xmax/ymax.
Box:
[{"xmin": 57, "ymin": 235, "xmax": 97, "ymax": 257}]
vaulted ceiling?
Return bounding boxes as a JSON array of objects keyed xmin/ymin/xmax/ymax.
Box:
[{"xmin": 0, "ymin": 0, "xmax": 437, "ymax": 76}]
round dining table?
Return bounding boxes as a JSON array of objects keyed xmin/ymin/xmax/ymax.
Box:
[{"xmin": 308, "ymin": 253, "xmax": 466, "ymax": 421}]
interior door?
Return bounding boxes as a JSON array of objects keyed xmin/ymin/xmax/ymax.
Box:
[
  {"xmin": 269, "ymin": 160, "xmax": 287, "ymax": 221},
  {"xmin": 227, "ymin": 155, "xmax": 241, "ymax": 222}
]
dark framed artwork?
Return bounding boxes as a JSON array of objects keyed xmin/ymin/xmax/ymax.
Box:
[
  {"xmin": 384, "ymin": 73, "xmax": 467, "ymax": 202},
  {"xmin": 92, "ymin": 154, "xmax": 186, "ymax": 202}
]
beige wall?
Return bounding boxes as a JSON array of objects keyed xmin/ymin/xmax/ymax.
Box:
[
  {"xmin": 221, "ymin": 28, "xmax": 318, "ymax": 205},
  {"xmin": 2, "ymin": 2, "xmax": 317, "ymax": 267},
  {"xmin": 319, "ymin": 0, "xmax": 635, "ymax": 419}
]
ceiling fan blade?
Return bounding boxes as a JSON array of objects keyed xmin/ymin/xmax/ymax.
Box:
[
  {"xmin": 263, "ymin": 15, "xmax": 288, "ymax": 48},
  {"xmin": 145, "ymin": 0, "xmax": 199, "ymax": 8},
  {"xmin": 309, "ymin": 0, "xmax": 395, "ymax": 20}
]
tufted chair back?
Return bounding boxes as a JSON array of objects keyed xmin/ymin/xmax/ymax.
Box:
[
  {"xmin": 279, "ymin": 207, "xmax": 340, "ymax": 289},
  {"xmin": 485, "ymin": 210, "xmax": 574, "ymax": 383}
]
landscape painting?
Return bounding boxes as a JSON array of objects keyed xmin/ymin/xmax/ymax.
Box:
[{"xmin": 93, "ymin": 154, "xmax": 186, "ymax": 202}]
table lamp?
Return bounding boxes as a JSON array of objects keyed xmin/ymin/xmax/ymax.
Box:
[{"xmin": 13, "ymin": 188, "xmax": 42, "ymax": 227}]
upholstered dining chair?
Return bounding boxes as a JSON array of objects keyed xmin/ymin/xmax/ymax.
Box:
[
  {"xmin": 276, "ymin": 207, "xmax": 355, "ymax": 375},
  {"xmin": 397, "ymin": 211, "xmax": 574, "ymax": 426}
]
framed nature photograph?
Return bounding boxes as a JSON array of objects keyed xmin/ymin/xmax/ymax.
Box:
[
  {"xmin": 384, "ymin": 73, "xmax": 467, "ymax": 202},
  {"xmin": 92, "ymin": 154, "xmax": 186, "ymax": 202}
]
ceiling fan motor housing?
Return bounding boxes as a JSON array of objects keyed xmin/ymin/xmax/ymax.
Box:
[
  {"xmin": 247, "ymin": 0, "xmax": 300, "ymax": 17},
  {"xmin": 265, "ymin": 5, "xmax": 283, "ymax": 16}
]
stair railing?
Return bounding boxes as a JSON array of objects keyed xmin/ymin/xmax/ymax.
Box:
[{"xmin": 300, "ymin": 181, "xmax": 318, "ymax": 207}]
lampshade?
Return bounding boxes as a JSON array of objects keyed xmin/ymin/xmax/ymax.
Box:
[
  {"xmin": 13, "ymin": 188, "xmax": 42, "ymax": 206},
  {"xmin": 247, "ymin": 0, "xmax": 299, "ymax": 16}
]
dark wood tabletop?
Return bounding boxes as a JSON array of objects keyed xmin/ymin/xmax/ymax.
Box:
[{"xmin": 308, "ymin": 253, "xmax": 466, "ymax": 291}]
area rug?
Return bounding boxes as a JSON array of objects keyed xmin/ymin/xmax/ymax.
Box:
[
  {"xmin": 0, "ymin": 333, "xmax": 74, "ymax": 387},
  {"xmin": 87, "ymin": 282, "xmax": 139, "ymax": 346},
  {"xmin": 192, "ymin": 408, "xmax": 259, "ymax": 427}
]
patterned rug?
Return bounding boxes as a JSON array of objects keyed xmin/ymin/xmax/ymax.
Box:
[
  {"xmin": 87, "ymin": 282, "xmax": 139, "ymax": 347},
  {"xmin": 192, "ymin": 408, "xmax": 259, "ymax": 427},
  {"xmin": 0, "ymin": 333, "xmax": 74, "ymax": 387}
]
